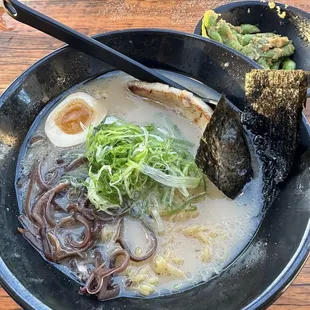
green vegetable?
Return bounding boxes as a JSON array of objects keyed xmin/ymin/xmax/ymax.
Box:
[
  {"xmin": 85, "ymin": 118, "xmax": 206, "ymax": 219},
  {"xmin": 260, "ymin": 44, "xmax": 295, "ymax": 61},
  {"xmin": 281, "ymin": 58, "xmax": 297, "ymax": 70},
  {"xmin": 201, "ymin": 10, "xmax": 296, "ymax": 70},
  {"xmin": 257, "ymin": 58, "xmax": 270, "ymax": 69},
  {"xmin": 218, "ymin": 20, "xmax": 242, "ymax": 51},
  {"xmin": 238, "ymin": 34, "xmax": 255, "ymax": 46},
  {"xmin": 208, "ymin": 28, "xmax": 223, "ymax": 43},
  {"xmin": 202, "ymin": 10, "xmax": 218, "ymax": 29},
  {"xmin": 270, "ymin": 60, "xmax": 282, "ymax": 69},
  {"xmin": 239, "ymin": 24, "xmax": 261, "ymax": 34}
]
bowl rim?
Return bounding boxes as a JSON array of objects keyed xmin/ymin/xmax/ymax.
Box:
[
  {"xmin": 0, "ymin": 28, "xmax": 309, "ymax": 310},
  {"xmin": 193, "ymin": 0, "xmax": 310, "ymax": 35}
]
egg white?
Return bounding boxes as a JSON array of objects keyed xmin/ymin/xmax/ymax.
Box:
[{"xmin": 45, "ymin": 92, "xmax": 107, "ymax": 147}]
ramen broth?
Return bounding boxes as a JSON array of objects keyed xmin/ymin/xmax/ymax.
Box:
[{"xmin": 16, "ymin": 71, "xmax": 263, "ymax": 298}]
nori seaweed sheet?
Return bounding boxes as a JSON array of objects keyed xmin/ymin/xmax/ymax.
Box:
[
  {"xmin": 242, "ymin": 70, "xmax": 308, "ymax": 208},
  {"xmin": 195, "ymin": 95, "xmax": 253, "ymax": 198}
]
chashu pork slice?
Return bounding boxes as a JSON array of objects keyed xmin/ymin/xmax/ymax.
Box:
[{"xmin": 127, "ymin": 81, "xmax": 214, "ymax": 130}]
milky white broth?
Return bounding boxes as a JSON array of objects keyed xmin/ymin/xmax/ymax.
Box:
[{"xmin": 16, "ymin": 70, "xmax": 263, "ymax": 298}]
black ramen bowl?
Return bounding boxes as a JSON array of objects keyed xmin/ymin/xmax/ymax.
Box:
[
  {"xmin": 0, "ymin": 29, "xmax": 310, "ymax": 310},
  {"xmin": 194, "ymin": 1, "xmax": 310, "ymax": 71}
]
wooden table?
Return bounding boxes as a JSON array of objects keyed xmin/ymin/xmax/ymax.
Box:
[{"xmin": 0, "ymin": 0, "xmax": 310, "ymax": 309}]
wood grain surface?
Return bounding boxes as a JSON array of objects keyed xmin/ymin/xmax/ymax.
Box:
[{"xmin": 0, "ymin": 0, "xmax": 310, "ymax": 309}]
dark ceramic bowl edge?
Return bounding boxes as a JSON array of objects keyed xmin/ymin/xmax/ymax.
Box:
[
  {"xmin": 0, "ymin": 258, "xmax": 45, "ymax": 310},
  {"xmin": 245, "ymin": 223, "xmax": 310, "ymax": 309},
  {"xmin": 0, "ymin": 28, "xmax": 309, "ymax": 310}
]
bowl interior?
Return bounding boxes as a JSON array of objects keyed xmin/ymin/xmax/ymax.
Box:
[
  {"xmin": 194, "ymin": 1, "xmax": 310, "ymax": 71},
  {"xmin": 0, "ymin": 29, "xmax": 310, "ymax": 310}
]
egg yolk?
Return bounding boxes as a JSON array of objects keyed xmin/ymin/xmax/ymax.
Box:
[{"xmin": 55, "ymin": 99, "xmax": 94, "ymax": 134}]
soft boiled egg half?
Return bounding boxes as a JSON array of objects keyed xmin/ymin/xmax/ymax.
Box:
[{"xmin": 45, "ymin": 92, "xmax": 107, "ymax": 147}]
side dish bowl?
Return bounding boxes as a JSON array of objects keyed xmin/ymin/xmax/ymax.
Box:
[
  {"xmin": 194, "ymin": 1, "xmax": 310, "ymax": 71},
  {"xmin": 0, "ymin": 29, "xmax": 310, "ymax": 310}
]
